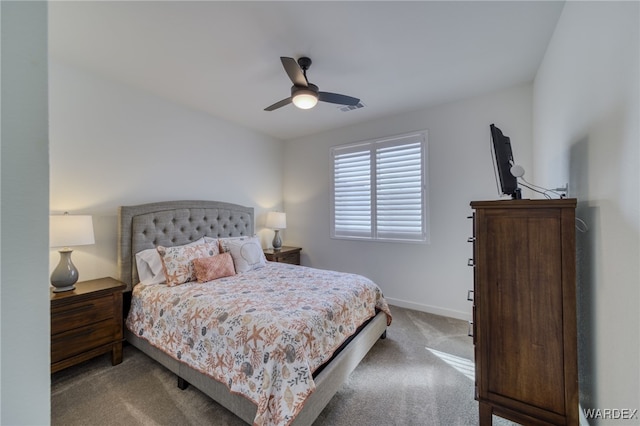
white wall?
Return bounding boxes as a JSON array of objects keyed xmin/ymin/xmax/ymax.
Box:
[
  {"xmin": 533, "ymin": 1, "xmax": 639, "ymax": 422},
  {"xmin": 49, "ymin": 60, "xmax": 285, "ymax": 281},
  {"xmin": 283, "ymin": 84, "xmax": 533, "ymax": 320},
  {"xmin": 0, "ymin": 1, "xmax": 51, "ymax": 424}
]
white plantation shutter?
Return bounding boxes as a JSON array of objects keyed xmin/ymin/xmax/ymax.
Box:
[
  {"xmin": 333, "ymin": 148, "xmax": 372, "ymax": 238},
  {"xmin": 376, "ymin": 141, "xmax": 424, "ymax": 239},
  {"xmin": 331, "ymin": 132, "xmax": 428, "ymax": 243}
]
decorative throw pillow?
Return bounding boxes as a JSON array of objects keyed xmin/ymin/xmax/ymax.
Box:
[
  {"xmin": 135, "ymin": 238, "xmax": 204, "ymax": 285},
  {"xmin": 157, "ymin": 241, "xmax": 219, "ymax": 286},
  {"xmin": 193, "ymin": 252, "xmax": 236, "ymax": 282},
  {"xmin": 222, "ymin": 236, "xmax": 266, "ymax": 273}
]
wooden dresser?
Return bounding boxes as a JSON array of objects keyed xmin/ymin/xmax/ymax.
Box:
[
  {"xmin": 50, "ymin": 277, "xmax": 126, "ymax": 373},
  {"xmin": 469, "ymin": 199, "xmax": 578, "ymax": 425},
  {"xmin": 263, "ymin": 246, "xmax": 302, "ymax": 265}
]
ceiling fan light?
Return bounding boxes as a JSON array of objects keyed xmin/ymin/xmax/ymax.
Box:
[{"xmin": 292, "ymin": 91, "xmax": 318, "ymax": 109}]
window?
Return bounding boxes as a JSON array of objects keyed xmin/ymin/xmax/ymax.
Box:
[{"xmin": 330, "ymin": 131, "xmax": 429, "ymax": 243}]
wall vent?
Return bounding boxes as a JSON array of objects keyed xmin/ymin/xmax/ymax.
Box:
[{"xmin": 338, "ymin": 102, "xmax": 365, "ymax": 112}]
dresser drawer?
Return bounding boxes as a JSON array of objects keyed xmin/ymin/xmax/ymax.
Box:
[
  {"xmin": 51, "ymin": 320, "xmax": 117, "ymax": 363},
  {"xmin": 51, "ymin": 296, "xmax": 114, "ymax": 335}
]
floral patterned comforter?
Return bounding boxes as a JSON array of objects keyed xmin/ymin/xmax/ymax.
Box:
[{"xmin": 126, "ymin": 262, "xmax": 392, "ymax": 426}]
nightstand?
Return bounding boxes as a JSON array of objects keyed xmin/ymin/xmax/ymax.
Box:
[
  {"xmin": 264, "ymin": 246, "xmax": 302, "ymax": 265},
  {"xmin": 50, "ymin": 277, "xmax": 126, "ymax": 373}
]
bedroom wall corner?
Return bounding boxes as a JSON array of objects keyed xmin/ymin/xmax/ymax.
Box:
[{"xmin": 532, "ymin": 1, "xmax": 640, "ymax": 418}]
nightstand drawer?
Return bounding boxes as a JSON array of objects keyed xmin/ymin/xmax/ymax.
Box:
[
  {"xmin": 50, "ymin": 277, "xmax": 125, "ymax": 373},
  {"xmin": 264, "ymin": 246, "xmax": 302, "ymax": 265},
  {"xmin": 51, "ymin": 320, "xmax": 117, "ymax": 363},
  {"xmin": 276, "ymin": 251, "xmax": 300, "ymax": 264},
  {"xmin": 51, "ymin": 297, "xmax": 114, "ymax": 335}
]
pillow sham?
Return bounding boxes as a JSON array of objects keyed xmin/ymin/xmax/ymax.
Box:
[
  {"xmin": 193, "ymin": 252, "xmax": 236, "ymax": 282},
  {"xmin": 157, "ymin": 241, "xmax": 219, "ymax": 286},
  {"xmin": 135, "ymin": 248, "xmax": 165, "ymax": 285},
  {"xmin": 221, "ymin": 236, "xmax": 266, "ymax": 273},
  {"xmin": 135, "ymin": 238, "xmax": 205, "ymax": 285}
]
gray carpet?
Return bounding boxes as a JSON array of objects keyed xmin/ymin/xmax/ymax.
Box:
[{"xmin": 51, "ymin": 306, "xmax": 509, "ymax": 425}]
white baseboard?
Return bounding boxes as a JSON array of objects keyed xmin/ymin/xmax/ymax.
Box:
[{"xmin": 386, "ymin": 297, "xmax": 472, "ymax": 322}]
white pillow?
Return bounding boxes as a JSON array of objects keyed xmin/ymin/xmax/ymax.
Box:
[
  {"xmin": 135, "ymin": 237, "xmax": 204, "ymax": 285},
  {"xmin": 135, "ymin": 248, "xmax": 165, "ymax": 285},
  {"xmin": 216, "ymin": 236, "xmax": 245, "ymax": 253},
  {"xmin": 223, "ymin": 236, "xmax": 266, "ymax": 273}
]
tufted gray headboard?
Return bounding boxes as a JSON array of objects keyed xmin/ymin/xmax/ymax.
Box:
[{"xmin": 117, "ymin": 200, "xmax": 254, "ymax": 291}]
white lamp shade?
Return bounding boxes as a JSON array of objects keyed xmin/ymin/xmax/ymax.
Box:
[
  {"xmin": 50, "ymin": 214, "xmax": 95, "ymax": 248},
  {"xmin": 266, "ymin": 212, "xmax": 287, "ymax": 230}
]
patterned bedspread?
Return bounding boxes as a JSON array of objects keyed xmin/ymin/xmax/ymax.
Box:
[{"xmin": 126, "ymin": 262, "xmax": 392, "ymax": 426}]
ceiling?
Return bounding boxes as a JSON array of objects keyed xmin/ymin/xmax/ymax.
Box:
[{"xmin": 48, "ymin": 1, "xmax": 565, "ymax": 141}]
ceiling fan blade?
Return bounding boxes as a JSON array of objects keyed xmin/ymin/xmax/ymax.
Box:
[
  {"xmin": 264, "ymin": 97, "xmax": 292, "ymax": 111},
  {"xmin": 318, "ymin": 92, "xmax": 360, "ymax": 106},
  {"xmin": 280, "ymin": 57, "xmax": 307, "ymax": 87}
]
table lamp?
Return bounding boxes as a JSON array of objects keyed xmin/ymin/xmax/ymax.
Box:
[
  {"xmin": 50, "ymin": 213, "xmax": 95, "ymax": 292},
  {"xmin": 266, "ymin": 211, "xmax": 286, "ymax": 250}
]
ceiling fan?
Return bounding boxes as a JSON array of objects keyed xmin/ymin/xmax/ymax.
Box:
[{"xmin": 264, "ymin": 57, "xmax": 360, "ymax": 111}]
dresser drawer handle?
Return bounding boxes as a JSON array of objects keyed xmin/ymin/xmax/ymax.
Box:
[
  {"xmin": 467, "ymin": 258, "xmax": 475, "ymax": 267},
  {"xmin": 467, "ymin": 290, "xmax": 474, "ymax": 302},
  {"xmin": 467, "ymin": 321, "xmax": 474, "ymax": 338},
  {"xmin": 467, "ymin": 237, "xmax": 476, "ymax": 243}
]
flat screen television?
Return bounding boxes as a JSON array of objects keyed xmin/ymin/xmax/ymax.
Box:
[{"xmin": 490, "ymin": 124, "xmax": 521, "ymax": 199}]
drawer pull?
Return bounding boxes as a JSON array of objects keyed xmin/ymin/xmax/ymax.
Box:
[
  {"xmin": 54, "ymin": 303, "xmax": 95, "ymax": 317},
  {"xmin": 55, "ymin": 328, "xmax": 96, "ymax": 342},
  {"xmin": 467, "ymin": 290, "xmax": 474, "ymax": 302},
  {"xmin": 467, "ymin": 258, "xmax": 475, "ymax": 267},
  {"xmin": 468, "ymin": 321, "xmax": 474, "ymax": 337},
  {"xmin": 467, "ymin": 237, "xmax": 476, "ymax": 243}
]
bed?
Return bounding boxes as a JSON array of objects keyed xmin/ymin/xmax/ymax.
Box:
[{"xmin": 117, "ymin": 200, "xmax": 391, "ymax": 426}]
